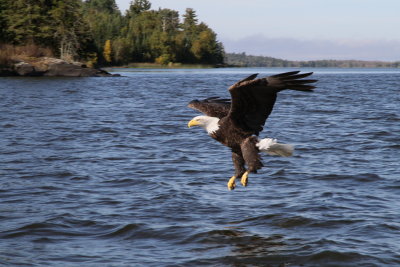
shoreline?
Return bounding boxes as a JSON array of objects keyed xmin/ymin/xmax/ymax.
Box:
[
  {"xmin": 106, "ymin": 65, "xmax": 400, "ymax": 70},
  {"xmin": 106, "ymin": 62, "xmax": 400, "ymax": 70}
]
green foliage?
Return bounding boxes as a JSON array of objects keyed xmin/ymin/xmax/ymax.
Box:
[
  {"xmin": 103, "ymin": 40, "xmax": 112, "ymax": 62},
  {"xmin": 0, "ymin": 0, "xmax": 225, "ymax": 65},
  {"xmin": 50, "ymin": 0, "xmax": 93, "ymax": 61},
  {"xmin": 182, "ymin": 8, "xmax": 198, "ymax": 33},
  {"xmin": 126, "ymin": 0, "xmax": 151, "ymax": 18},
  {"xmin": 85, "ymin": 0, "xmax": 119, "ymax": 13},
  {"xmin": 1, "ymin": 0, "xmax": 93, "ymax": 61},
  {"xmin": 191, "ymin": 26, "xmax": 224, "ymax": 64},
  {"xmin": 83, "ymin": 6, "xmax": 122, "ymax": 55},
  {"xmin": 4, "ymin": 0, "xmax": 54, "ymax": 45},
  {"xmin": 0, "ymin": 0, "xmax": 10, "ymax": 43}
]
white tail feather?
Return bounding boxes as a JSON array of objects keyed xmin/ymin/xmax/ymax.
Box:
[{"xmin": 256, "ymin": 138, "xmax": 294, "ymax": 157}]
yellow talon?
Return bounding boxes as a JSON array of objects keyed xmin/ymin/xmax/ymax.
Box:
[
  {"xmin": 227, "ymin": 176, "xmax": 236, "ymax": 190},
  {"xmin": 241, "ymin": 171, "xmax": 249, "ymax": 187}
]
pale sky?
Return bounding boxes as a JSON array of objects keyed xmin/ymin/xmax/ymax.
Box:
[{"xmin": 115, "ymin": 0, "xmax": 400, "ymax": 61}]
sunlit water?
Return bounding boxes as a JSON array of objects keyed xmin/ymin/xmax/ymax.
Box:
[{"xmin": 1, "ymin": 68, "xmax": 399, "ymax": 266}]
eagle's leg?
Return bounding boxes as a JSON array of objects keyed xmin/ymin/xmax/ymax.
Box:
[
  {"xmin": 240, "ymin": 137, "xmax": 263, "ymax": 187},
  {"xmin": 228, "ymin": 151, "xmax": 246, "ymax": 190}
]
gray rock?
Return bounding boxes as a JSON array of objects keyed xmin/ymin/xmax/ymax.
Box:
[
  {"xmin": 14, "ymin": 62, "xmax": 37, "ymax": 76},
  {"xmin": 1, "ymin": 57, "xmax": 118, "ymax": 77},
  {"xmin": 45, "ymin": 62, "xmax": 86, "ymax": 77}
]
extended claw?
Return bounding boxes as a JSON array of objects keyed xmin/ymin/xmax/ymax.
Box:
[
  {"xmin": 241, "ymin": 171, "xmax": 249, "ymax": 187},
  {"xmin": 227, "ymin": 176, "xmax": 236, "ymax": 190}
]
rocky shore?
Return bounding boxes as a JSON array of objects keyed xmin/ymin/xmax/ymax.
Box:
[{"xmin": 0, "ymin": 57, "xmax": 119, "ymax": 77}]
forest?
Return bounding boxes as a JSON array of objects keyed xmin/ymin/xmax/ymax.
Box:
[{"xmin": 0, "ymin": 0, "xmax": 225, "ymax": 66}]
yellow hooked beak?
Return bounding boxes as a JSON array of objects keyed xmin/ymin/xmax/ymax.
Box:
[{"xmin": 188, "ymin": 119, "xmax": 200, "ymax": 128}]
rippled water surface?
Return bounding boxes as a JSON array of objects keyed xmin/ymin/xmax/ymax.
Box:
[{"xmin": 1, "ymin": 68, "xmax": 399, "ymax": 266}]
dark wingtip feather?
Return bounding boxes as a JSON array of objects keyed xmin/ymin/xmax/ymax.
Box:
[
  {"xmin": 239, "ymin": 73, "xmax": 258, "ymax": 83},
  {"xmin": 270, "ymin": 71, "xmax": 317, "ymax": 92},
  {"xmin": 288, "ymin": 85, "xmax": 316, "ymax": 91},
  {"xmin": 270, "ymin": 71, "xmax": 300, "ymax": 78}
]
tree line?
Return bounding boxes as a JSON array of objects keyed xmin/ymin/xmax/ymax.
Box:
[
  {"xmin": 0, "ymin": 0, "xmax": 225, "ymax": 66},
  {"xmin": 225, "ymin": 52, "xmax": 400, "ymax": 68}
]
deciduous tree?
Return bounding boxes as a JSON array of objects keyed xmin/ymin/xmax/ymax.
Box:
[{"xmin": 103, "ymin": 39, "xmax": 112, "ymax": 62}]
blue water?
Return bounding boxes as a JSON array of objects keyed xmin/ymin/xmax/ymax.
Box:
[{"xmin": 1, "ymin": 68, "xmax": 399, "ymax": 266}]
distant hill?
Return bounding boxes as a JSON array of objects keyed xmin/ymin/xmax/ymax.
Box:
[{"xmin": 225, "ymin": 52, "xmax": 400, "ymax": 68}]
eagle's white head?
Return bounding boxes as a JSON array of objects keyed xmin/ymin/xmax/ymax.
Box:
[{"xmin": 187, "ymin": 115, "xmax": 220, "ymax": 134}]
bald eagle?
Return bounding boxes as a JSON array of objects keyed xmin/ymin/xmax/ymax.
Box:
[{"xmin": 187, "ymin": 71, "xmax": 317, "ymax": 190}]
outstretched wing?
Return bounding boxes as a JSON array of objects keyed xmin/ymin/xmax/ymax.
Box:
[
  {"xmin": 228, "ymin": 71, "xmax": 317, "ymax": 135},
  {"xmin": 187, "ymin": 97, "xmax": 231, "ymax": 119}
]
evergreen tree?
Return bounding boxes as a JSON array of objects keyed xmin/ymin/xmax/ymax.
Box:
[
  {"xmin": 152, "ymin": 9, "xmax": 180, "ymax": 64},
  {"xmin": 191, "ymin": 23, "xmax": 224, "ymax": 64},
  {"xmin": 181, "ymin": 8, "xmax": 200, "ymax": 62},
  {"xmin": 159, "ymin": 8, "xmax": 179, "ymax": 33},
  {"xmin": 85, "ymin": 0, "xmax": 119, "ymax": 14},
  {"xmin": 4, "ymin": 0, "xmax": 53, "ymax": 45},
  {"xmin": 0, "ymin": 0, "xmax": 9, "ymax": 43},
  {"xmin": 83, "ymin": 0, "xmax": 123, "ymax": 62},
  {"xmin": 0, "ymin": 0, "xmax": 8, "ymax": 44},
  {"xmin": 126, "ymin": 0, "xmax": 151, "ymax": 18},
  {"xmin": 0, "ymin": 0, "xmax": 225, "ymax": 65},
  {"xmin": 182, "ymin": 8, "xmax": 198, "ymax": 31},
  {"xmin": 125, "ymin": 10, "xmax": 160, "ymax": 62},
  {"xmin": 50, "ymin": 0, "xmax": 93, "ymax": 61}
]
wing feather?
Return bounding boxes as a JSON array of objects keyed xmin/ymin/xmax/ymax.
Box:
[
  {"xmin": 228, "ymin": 71, "xmax": 317, "ymax": 135},
  {"xmin": 187, "ymin": 97, "xmax": 231, "ymax": 118}
]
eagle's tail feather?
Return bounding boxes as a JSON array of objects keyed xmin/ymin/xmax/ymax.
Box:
[{"xmin": 256, "ymin": 138, "xmax": 294, "ymax": 157}]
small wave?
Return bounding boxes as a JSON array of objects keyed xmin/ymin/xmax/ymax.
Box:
[
  {"xmin": 313, "ymin": 173, "xmax": 382, "ymax": 182},
  {"xmin": 39, "ymin": 185, "xmax": 61, "ymax": 190},
  {"xmin": 271, "ymin": 168, "xmax": 286, "ymax": 176},
  {"xmin": 182, "ymin": 228, "xmax": 285, "ymax": 250},
  {"xmin": 382, "ymin": 184, "xmax": 400, "ymax": 190},
  {"xmin": 181, "ymin": 229, "xmax": 244, "ymax": 245},
  {"xmin": 0, "ymin": 222, "xmax": 79, "ymax": 239},
  {"xmin": 233, "ymin": 213, "xmax": 363, "ymax": 230},
  {"xmin": 2, "ymin": 159, "xmax": 31, "ymax": 164},
  {"xmin": 310, "ymin": 219, "xmax": 364, "ymax": 228},
  {"xmin": 100, "ymin": 223, "xmax": 142, "ymax": 238},
  {"xmin": 274, "ymin": 215, "xmax": 314, "ymax": 228},
  {"xmin": 387, "ymin": 144, "xmax": 400, "ymax": 149},
  {"xmin": 62, "ymin": 89, "xmax": 78, "ymax": 93},
  {"xmin": 380, "ymin": 223, "xmax": 400, "ymax": 231},
  {"xmin": 181, "ymin": 169, "xmax": 205, "ymax": 174},
  {"xmin": 88, "ymin": 127, "xmax": 119, "ymax": 134},
  {"xmin": 306, "ymin": 109, "xmax": 340, "ymax": 114},
  {"xmin": 70, "ymin": 175, "xmax": 91, "ymax": 181},
  {"xmin": 231, "ymin": 214, "xmax": 279, "ymax": 224},
  {"xmin": 308, "ymin": 250, "xmax": 373, "ymax": 264},
  {"xmin": 103, "ymin": 156, "xmax": 129, "ymax": 161},
  {"xmin": 43, "ymin": 156, "xmax": 64, "ymax": 162},
  {"xmin": 55, "ymin": 171, "xmax": 75, "ymax": 178},
  {"xmin": 2, "ymin": 123, "xmax": 15, "ymax": 128}
]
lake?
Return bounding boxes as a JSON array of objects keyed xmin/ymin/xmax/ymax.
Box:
[{"xmin": 1, "ymin": 68, "xmax": 399, "ymax": 266}]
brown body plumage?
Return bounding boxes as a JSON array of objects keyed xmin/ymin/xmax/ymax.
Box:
[{"xmin": 187, "ymin": 71, "xmax": 317, "ymax": 190}]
